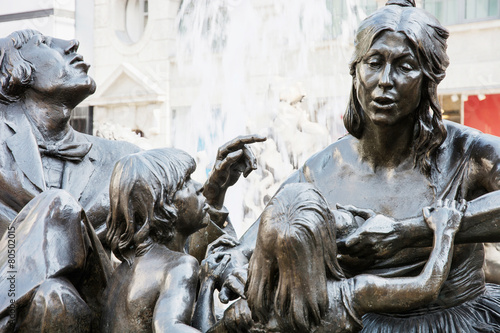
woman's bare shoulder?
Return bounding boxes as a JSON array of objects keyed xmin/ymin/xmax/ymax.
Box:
[{"xmin": 444, "ymin": 120, "xmax": 500, "ymax": 162}]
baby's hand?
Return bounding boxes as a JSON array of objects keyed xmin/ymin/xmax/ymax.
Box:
[{"xmin": 423, "ymin": 199, "xmax": 466, "ymax": 233}]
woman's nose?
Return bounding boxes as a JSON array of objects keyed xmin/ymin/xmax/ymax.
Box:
[
  {"xmin": 378, "ymin": 64, "xmax": 393, "ymax": 88},
  {"xmin": 64, "ymin": 39, "xmax": 80, "ymax": 54}
]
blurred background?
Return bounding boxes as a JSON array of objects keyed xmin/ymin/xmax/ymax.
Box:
[{"xmin": 1, "ymin": 0, "xmax": 499, "ymax": 235}]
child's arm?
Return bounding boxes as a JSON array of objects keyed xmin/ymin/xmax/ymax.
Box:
[
  {"xmin": 351, "ymin": 199, "xmax": 466, "ymax": 315},
  {"xmin": 153, "ymin": 255, "xmax": 201, "ymax": 333},
  {"xmin": 192, "ymin": 255, "xmax": 246, "ymax": 333}
]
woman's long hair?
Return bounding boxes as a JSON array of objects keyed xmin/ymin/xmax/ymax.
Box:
[
  {"xmin": 105, "ymin": 148, "xmax": 196, "ymax": 265},
  {"xmin": 246, "ymin": 183, "xmax": 345, "ymax": 332},
  {"xmin": 344, "ymin": 1, "xmax": 449, "ymax": 175}
]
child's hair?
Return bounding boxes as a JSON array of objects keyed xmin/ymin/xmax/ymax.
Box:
[
  {"xmin": 245, "ymin": 183, "xmax": 345, "ymax": 332},
  {"xmin": 106, "ymin": 148, "xmax": 196, "ymax": 265}
]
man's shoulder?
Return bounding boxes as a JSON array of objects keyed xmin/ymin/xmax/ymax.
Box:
[{"xmin": 77, "ymin": 132, "xmax": 142, "ymax": 158}]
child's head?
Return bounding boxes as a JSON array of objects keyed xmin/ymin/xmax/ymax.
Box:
[
  {"xmin": 106, "ymin": 148, "xmax": 205, "ymax": 265},
  {"xmin": 246, "ymin": 183, "xmax": 344, "ymax": 332}
]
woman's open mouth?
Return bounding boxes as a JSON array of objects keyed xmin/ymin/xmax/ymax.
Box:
[{"xmin": 373, "ymin": 96, "xmax": 396, "ymax": 109}]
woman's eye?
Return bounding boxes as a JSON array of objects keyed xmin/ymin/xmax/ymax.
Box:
[{"xmin": 400, "ymin": 63, "xmax": 413, "ymax": 71}]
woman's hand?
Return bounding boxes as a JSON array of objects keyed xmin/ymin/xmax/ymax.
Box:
[
  {"xmin": 203, "ymin": 135, "xmax": 266, "ymax": 208},
  {"xmin": 337, "ymin": 204, "xmax": 407, "ymax": 259}
]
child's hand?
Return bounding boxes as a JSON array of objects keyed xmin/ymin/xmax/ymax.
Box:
[
  {"xmin": 206, "ymin": 234, "xmax": 240, "ymax": 258},
  {"xmin": 203, "ymin": 135, "xmax": 266, "ymax": 208},
  {"xmin": 422, "ymin": 199, "xmax": 467, "ymax": 233},
  {"xmin": 222, "ymin": 299, "xmax": 253, "ymax": 333},
  {"xmin": 200, "ymin": 253, "xmax": 231, "ymax": 286}
]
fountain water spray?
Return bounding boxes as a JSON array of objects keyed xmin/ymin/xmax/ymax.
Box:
[{"xmin": 174, "ymin": 0, "xmax": 374, "ymax": 235}]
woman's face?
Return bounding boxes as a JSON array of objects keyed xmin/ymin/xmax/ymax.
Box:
[{"xmin": 355, "ymin": 30, "xmax": 423, "ymax": 127}]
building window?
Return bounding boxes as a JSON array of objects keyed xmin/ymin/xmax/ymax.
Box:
[
  {"xmin": 424, "ymin": 0, "xmax": 500, "ymax": 25},
  {"xmin": 71, "ymin": 106, "xmax": 93, "ymax": 135},
  {"xmin": 115, "ymin": 0, "xmax": 149, "ymax": 44},
  {"xmin": 465, "ymin": 0, "xmax": 499, "ymax": 20}
]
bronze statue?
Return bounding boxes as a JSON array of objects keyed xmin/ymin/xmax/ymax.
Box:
[
  {"xmin": 214, "ymin": 1, "xmax": 500, "ymax": 331},
  {"xmin": 0, "ymin": 30, "xmax": 141, "ymax": 240},
  {"xmin": 101, "ymin": 146, "xmax": 260, "ymax": 332},
  {"xmin": 0, "ymin": 29, "xmax": 140, "ymax": 332},
  {"xmin": 194, "ymin": 183, "xmax": 468, "ymax": 332},
  {"xmin": 0, "ymin": 190, "xmax": 109, "ymax": 332},
  {"xmin": 0, "ymin": 29, "xmax": 264, "ymax": 332}
]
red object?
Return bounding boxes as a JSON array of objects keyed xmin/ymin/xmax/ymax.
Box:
[{"xmin": 464, "ymin": 94, "xmax": 500, "ymax": 136}]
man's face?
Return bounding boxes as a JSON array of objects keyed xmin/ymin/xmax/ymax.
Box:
[{"xmin": 20, "ymin": 34, "xmax": 96, "ymax": 107}]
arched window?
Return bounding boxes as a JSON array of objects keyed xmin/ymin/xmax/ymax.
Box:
[{"xmin": 115, "ymin": 0, "xmax": 149, "ymax": 44}]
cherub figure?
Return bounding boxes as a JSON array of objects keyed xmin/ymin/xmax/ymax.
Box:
[
  {"xmin": 101, "ymin": 146, "xmax": 255, "ymax": 333},
  {"xmin": 194, "ymin": 183, "xmax": 472, "ymax": 332}
]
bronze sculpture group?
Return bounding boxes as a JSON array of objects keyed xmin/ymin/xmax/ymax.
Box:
[{"xmin": 2, "ymin": 0, "xmax": 500, "ymax": 332}]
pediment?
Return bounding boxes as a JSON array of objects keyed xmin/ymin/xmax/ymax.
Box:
[{"xmin": 87, "ymin": 63, "xmax": 165, "ymax": 106}]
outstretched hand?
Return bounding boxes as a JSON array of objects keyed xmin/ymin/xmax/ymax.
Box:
[
  {"xmin": 204, "ymin": 134, "xmax": 266, "ymax": 208},
  {"xmin": 423, "ymin": 199, "xmax": 466, "ymax": 234}
]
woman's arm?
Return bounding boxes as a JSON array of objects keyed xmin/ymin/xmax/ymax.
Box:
[
  {"xmin": 340, "ymin": 189, "xmax": 500, "ymax": 259},
  {"xmin": 351, "ymin": 200, "xmax": 464, "ymax": 315},
  {"xmin": 340, "ymin": 133, "xmax": 500, "ymax": 257},
  {"xmin": 153, "ymin": 256, "xmax": 201, "ymax": 333}
]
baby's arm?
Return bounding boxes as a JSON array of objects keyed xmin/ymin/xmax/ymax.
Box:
[
  {"xmin": 351, "ymin": 199, "xmax": 465, "ymax": 315},
  {"xmin": 153, "ymin": 255, "xmax": 201, "ymax": 332}
]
